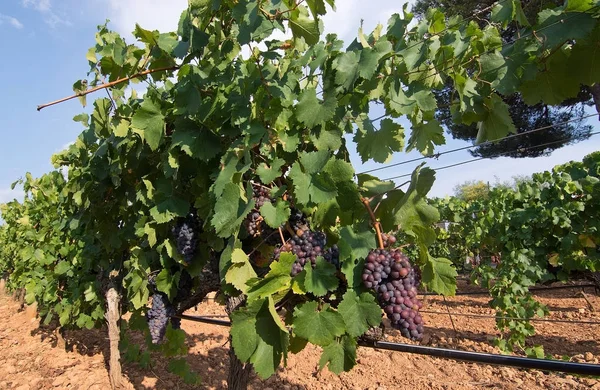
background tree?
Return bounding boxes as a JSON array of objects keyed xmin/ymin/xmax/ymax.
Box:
[
  {"xmin": 412, "ymin": 0, "xmax": 598, "ymax": 158},
  {"xmin": 453, "ymin": 180, "xmax": 490, "ymax": 201}
]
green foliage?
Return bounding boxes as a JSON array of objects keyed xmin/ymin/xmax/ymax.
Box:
[
  {"xmin": 1, "ymin": 0, "xmax": 599, "ymax": 381},
  {"xmin": 431, "ymin": 152, "xmax": 600, "ymax": 352}
]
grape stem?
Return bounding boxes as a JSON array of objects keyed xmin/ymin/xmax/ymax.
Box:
[
  {"xmin": 278, "ymin": 226, "xmax": 286, "ymax": 245},
  {"xmin": 361, "ymin": 197, "xmax": 384, "ymax": 249}
]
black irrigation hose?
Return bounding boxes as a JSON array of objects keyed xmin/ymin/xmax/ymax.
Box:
[
  {"xmin": 420, "ymin": 283, "xmax": 597, "ymax": 296},
  {"xmin": 176, "ymin": 314, "xmax": 600, "ymax": 376},
  {"xmin": 357, "ymin": 341, "xmax": 600, "ymax": 376},
  {"xmin": 176, "ymin": 314, "xmax": 232, "ymax": 326}
]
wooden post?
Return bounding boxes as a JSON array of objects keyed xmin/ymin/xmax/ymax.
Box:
[
  {"xmin": 105, "ymin": 272, "xmax": 131, "ymax": 390},
  {"xmin": 226, "ymin": 295, "xmax": 252, "ymax": 390}
]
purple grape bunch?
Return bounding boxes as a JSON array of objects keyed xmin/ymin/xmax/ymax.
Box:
[{"xmin": 362, "ymin": 249, "xmax": 424, "ymax": 340}]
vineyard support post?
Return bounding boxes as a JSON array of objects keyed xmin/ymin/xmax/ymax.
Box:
[
  {"xmin": 226, "ymin": 295, "xmax": 251, "ymax": 390},
  {"xmin": 105, "ymin": 271, "xmax": 130, "ymax": 390}
]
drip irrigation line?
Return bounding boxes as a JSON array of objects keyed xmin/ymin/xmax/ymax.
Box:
[
  {"xmin": 420, "ymin": 283, "xmax": 598, "ymax": 296},
  {"xmin": 382, "ymin": 130, "xmax": 600, "ymax": 181},
  {"xmin": 418, "ymin": 310, "xmax": 600, "ymax": 325},
  {"xmin": 357, "ymin": 113, "xmax": 598, "ymax": 176},
  {"xmin": 175, "ymin": 313, "xmax": 600, "ymax": 376},
  {"xmin": 356, "ymin": 341, "xmax": 600, "ymax": 376}
]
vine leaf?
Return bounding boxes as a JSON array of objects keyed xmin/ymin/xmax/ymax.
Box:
[
  {"xmin": 171, "ymin": 120, "xmax": 221, "ymax": 161},
  {"xmin": 289, "ymin": 13, "xmax": 320, "ymax": 45},
  {"xmin": 337, "ymin": 290, "xmax": 382, "ymax": 337},
  {"xmin": 295, "ymin": 88, "xmax": 336, "ymax": 128},
  {"xmin": 131, "ymin": 98, "xmax": 165, "ymax": 151},
  {"xmin": 318, "ymin": 335, "xmax": 357, "ymax": 374},
  {"xmin": 292, "ymin": 301, "xmax": 346, "ymax": 346},
  {"xmin": 211, "ymin": 183, "xmax": 255, "ymax": 238},
  {"xmin": 288, "ymin": 151, "xmax": 337, "ymax": 206},
  {"xmin": 301, "ymin": 257, "xmax": 339, "ymax": 297},
  {"xmin": 256, "ymin": 158, "xmax": 285, "ymax": 184},
  {"xmin": 406, "ymin": 119, "xmax": 445, "ymax": 155},
  {"xmin": 422, "ymin": 255, "xmax": 458, "ymax": 296},
  {"xmin": 355, "ymin": 118, "xmax": 405, "ymax": 164},
  {"xmin": 231, "ymin": 297, "xmax": 289, "ymax": 379},
  {"xmin": 259, "ymin": 200, "xmax": 291, "ymax": 229},
  {"xmin": 225, "ymin": 249, "xmax": 258, "ymax": 293},
  {"xmin": 246, "ymin": 252, "xmax": 295, "ymax": 302},
  {"xmin": 476, "ymin": 93, "xmax": 516, "ymax": 143}
]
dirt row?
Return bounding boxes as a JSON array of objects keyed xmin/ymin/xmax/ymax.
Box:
[{"xmin": 0, "ymin": 282, "xmax": 598, "ymax": 389}]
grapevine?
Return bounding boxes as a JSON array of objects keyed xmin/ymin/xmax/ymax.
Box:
[{"xmin": 0, "ymin": 0, "xmax": 598, "ymax": 386}]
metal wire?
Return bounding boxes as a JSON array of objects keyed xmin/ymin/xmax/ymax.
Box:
[
  {"xmin": 382, "ymin": 130, "xmax": 600, "ymax": 181},
  {"xmin": 358, "ymin": 113, "xmax": 599, "ymax": 176}
]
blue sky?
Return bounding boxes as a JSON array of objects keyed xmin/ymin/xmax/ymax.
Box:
[{"xmin": 0, "ymin": 0, "xmax": 598, "ymax": 205}]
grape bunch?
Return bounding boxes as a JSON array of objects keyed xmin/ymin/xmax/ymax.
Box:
[
  {"xmin": 146, "ymin": 293, "xmax": 175, "ymax": 344},
  {"xmin": 172, "ymin": 214, "xmax": 199, "ymax": 264},
  {"xmin": 362, "ymin": 249, "xmax": 424, "ymax": 340},
  {"xmin": 323, "ymin": 244, "xmax": 340, "ymax": 269},
  {"xmin": 252, "ymin": 185, "xmax": 272, "ymax": 208},
  {"xmin": 274, "ymin": 229, "xmax": 327, "ymax": 276}
]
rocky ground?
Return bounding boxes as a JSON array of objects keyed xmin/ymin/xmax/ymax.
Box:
[{"xmin": 0, "ymin": 280, "xmax": 598, "ymax": 389}]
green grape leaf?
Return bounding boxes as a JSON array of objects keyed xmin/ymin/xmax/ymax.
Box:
[
  {"xmin": 293, "ymin": 301, "xmax": 346, "ymax": 346},
  {"xmin": 337, "ymin": 290, "xmax": 382, "ymax": 337},
  {"xmin": 171, "ymin": 121, "xmax": 221, "ymax": 162},
  {"xmin": 289, "ymin": 13, "xmax": 320, "ymax": 45},
  {"xmin": 406, "ymin": 119, "xmax": 445, "ymax": 155},
  {"xmin": 288, "ymin": 151, "xmax": 338, "ymax": 206},
  {"xmin": 302, "ymin": 257, "xmax": 339, "ymax": 297},
  {"xmin": 212, "ymin": 183, "xmax": 254, "ymax": 238},
  {"xmin": 476, "ymin": 94, "xmax": 516, "ymax": 143},
  {"xmin": 260, "ymin": 201, "xmax": 291, "ymax": 229},
  {"xmin": 333, "ymin": 51, "xmax": 360, "ymax": 90},
  {"xmin": 231, "ymin": 298, "xmax": 289, "ymax": 379},
  {"xmin": 318, "ymin": 335, "xmax": 357, "ymax": 374},
  {"xmin": 295, "ymin": 88, "xmax": 337, "ymax": 128},
  {"xmin": 422, "ymin": 255, "xmax": 457, "ymax": 296},
  {"xmin": 131, "ymin": 98, "xmax": 165, "ymax": 151},
  {"xmin": 355, "ymin": 118, "xmax": 405, "ymax": 164},
  {"xmin": 149, "ymin": 197, "xmax": 190, "ymax": 224},
  {"xmin": 246, "ymin": 252, "xmax": 295, "ymax": 302},
  {"xmin": 256, "ymin": 158, "xmax": 285, "ymax": 184},
  {"xmin": 225, "ymin": 249, "xmax": 258, "ymax": 293}
]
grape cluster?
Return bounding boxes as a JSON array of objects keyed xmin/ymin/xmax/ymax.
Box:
[
  {"xmin": 253, "ymin": 185, "xmax": 271, "ymax": 208},
  {"xmin": 323, "ymin": 245, "xmax": 340, "ymax": 269},
  {"xmin": 274, "ymin": 229, "xmax": 327, "ymax": 276},
  {"xmin": 362, "ymin": 249, "xmax": 424, "ymax": 340},
  {"xmin": 172, "ymin": 214, "xmax": 199, "ymax": 264},
  {"xmin": 147, "ymin": 293, "xmax": 174, "ymax": 344}
]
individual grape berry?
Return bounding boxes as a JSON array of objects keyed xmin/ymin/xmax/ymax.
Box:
[{"xmin": 172, "ymin": 214, "xmax": 200, "ymax": 264}]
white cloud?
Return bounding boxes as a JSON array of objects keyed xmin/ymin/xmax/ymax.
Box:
[
  {"xmin": 22, "ymin": 0, "xmax": 51, "ymax": 12},
  {"xmin": 102, "ymin": 0, "xmax": 187, "ymax": 40},
  {"xmin": 0, "ymin": 13, "xmax": 24, "ymax": 29},
  {"xmin": 21, "ymin": 0, "xmax": 69, "ymax": 28},
  {"xmin": 99, "ymin": 0, "xmax": 415, "ymax": 44}
]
